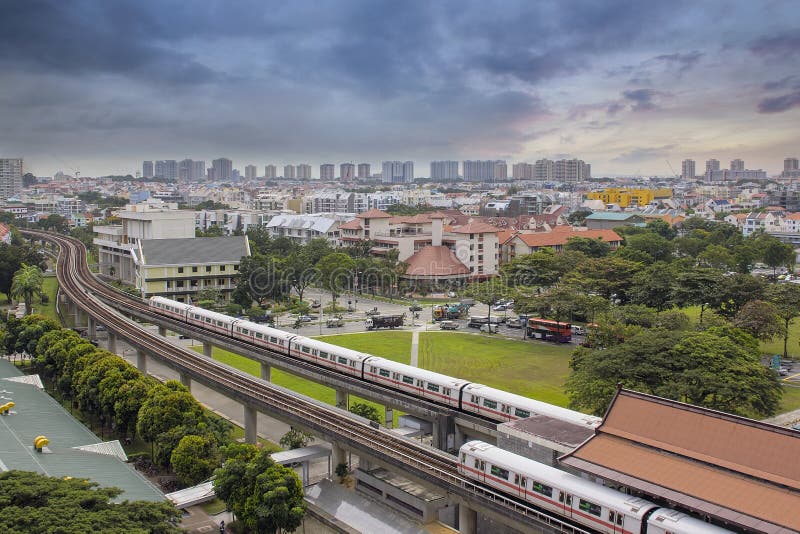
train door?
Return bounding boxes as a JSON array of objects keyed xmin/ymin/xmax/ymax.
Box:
[
  {"xmin": 558, "ymin": 491, "xmax": 573, "ymax": 518},
  {"xmin": 514, "ymin": 473, "xmax": 527, "ymax": 500},
  {"xmin": 607, "ymin": 510, "xmax": 624, "ymax": 534}
]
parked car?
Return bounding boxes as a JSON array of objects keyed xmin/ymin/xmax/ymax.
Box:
[
  {"xmin": 326, "ymin": 316, "xmax": 344, "ymax": 328},
  {"xmin": 492, "ymin": 304, "xmax": 508, "ymax": 312},
  {"xmin": 298, "ymin": 315, "xmax": 314, "ymax": 322},
  {"xmin": 409, "ymin": 302, "xmax": 423, "ymax": 312},
  {"xmin": 439, "ymin": 320, "xmax": 459, "ymax": 330},
  {"xmin": 480, "ymin": 324, "xmax": 498, "ymax": 333}
]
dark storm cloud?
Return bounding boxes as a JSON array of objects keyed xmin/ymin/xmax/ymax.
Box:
[
  {"xmin": 613, "ymin": 145, "xmax": 676, "ymax": 163},
  {"xmin": 750, "ymin": 30, "xmax": 800, "ymax": 57},
  {"xmin": 622, "ymin": 89, "xmax": 663, "ymax": 112},
  {"xmin": 757, "ymin": 92, "xmax": 800, "ymax": 114}
]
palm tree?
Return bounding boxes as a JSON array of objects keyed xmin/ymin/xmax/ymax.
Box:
[{"xmin": 10, "ymin": 263, "xmax": 44, "ymax": 315}]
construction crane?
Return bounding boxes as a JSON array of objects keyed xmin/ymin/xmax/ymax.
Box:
[{"xmin": 666, "ymin": 160, "xmax": 679, "ymax": 179}]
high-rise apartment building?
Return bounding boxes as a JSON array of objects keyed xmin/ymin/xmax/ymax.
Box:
[
  {"xmin": 785, "ymin": 158, "xmax": 799, "ymax": 171},
  {"xmin": 265, "ymin": 165, "xmax": 277, "ymax": 180},
  {"xmin": 512, "ymin": 162, "xmax": 533, "ymax": 180},
  {"xmin": 283, "ymin": 165, "xmax": 296, "ymax": 180},
  {"xmin": 705, "ymin": 159, "xmax": 720, "ymax": 180},
  {"xmin": 357, "ymin": 163, "xmax": 371, "ymax": 179},
  {"xmin": 179, "ymin": 159, "xmax": 195, "ymax": 181},
  {"xmin": 553, "ymin": 159, "xmax": 590, "ymax": 182},
  {"xmin": 534, "ymin": 159, "xmax": 553, "ymax": 181},
  {"xmin": 297, "ymin": 164, "xmax": 312, "ymax": 180},
  {"xmin": 730, "ymin": 159, "xmax": 744, "ymax": 171},
  {"xmin": 340, "ymin": 163, "xmax": 355, "ymax": 181},
  {"xmin": 193, "ymin": 160, "xmax": 206, "ymax": 181},
  {"xmin": 381, "ymin": 161, "xmax": 413, "ymax": 183},
  {"xmin": 494, "ymin": 161, "xmax": 508, "ymax": 181},
  {"xmin": 154, "ymin": 160, "xmax": 178, "ymax": 180},
  {"xmin": 430, "ymin": 160, "xmax": 459, "ymax": 180},
  {"xmin": 142, "ymin": 161, "xmax": 154, "ymax": 179},
  {"xmin": 212, "ymin": 158, "xmax": 233, "ymax": 181},
  {"xmin": 320, "ymin": 164, "xmax": 335, "ymax": 180},
  {"xmin": 681, "ymin": 159, "xmax": 696, "ymax": 180},
  {"xmin": 244, "ymin": 165, "xmax": 257, "ymax": 180},
  {"xmin": 463, "ymin": 160, "xmax": 497, "ymax": 182},
  {"xmin": 0, "ymin": 158, "xmax": 23, "ymax": 200}
]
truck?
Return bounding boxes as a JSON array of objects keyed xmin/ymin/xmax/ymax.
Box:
[
  {"xmin": 439, "ymin": 320, "xmax": 460, "ymax": 330},
  {"xmin": 365, "ymin": 314, "xmax": 405, "ymax": 330},
  {"xmin": 326, "ymin": 316, "xmax": 345, "ymax": 328},
  {"xmin": 432, "ymin": 301, "xmax": 473, "ymax": 321},
  {"xmin": 467, "ymin": 315, "xmax": 503, "ymax": 328}
]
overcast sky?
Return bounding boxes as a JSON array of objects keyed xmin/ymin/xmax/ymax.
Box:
[{"xmin": 1, "ymin": 0, "xmax": 799, "ymax": 177}]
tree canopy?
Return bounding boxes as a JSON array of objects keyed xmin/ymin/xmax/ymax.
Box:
[{"xmin": 0, "ymin": 470, "xmax": 181, "ymax": 533}]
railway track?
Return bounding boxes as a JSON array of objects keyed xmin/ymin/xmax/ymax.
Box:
[{"xmin": 25, "ymin": 230, "xmax": 592, "ymax": 534}]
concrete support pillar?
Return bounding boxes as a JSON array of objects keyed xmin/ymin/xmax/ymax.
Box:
[
  {"xmin": 87, "ymin": 316, "xmax": 96, "ymax": 339},
  {"xmin": 107, "ymin": 332, "xmax": 117, "ymax": 354},
  {"xmin": 454, "ymin": 424, "xmax": 465, "ymax": 449},
  {"xmin": 203, "ymin": 342, "xmax": 213, "ymax": 359},
  {"xmin": 158, "ymin": 326, "xmax": 166, "ymax": 337},
  {"xmin": 244, "ymin": 405, "xmax": 257, "ymax": 444},
  {"xmin": 179, "ymin": 372, "xmax": 191, "ymax": 390},
  {"xmin": 260, "ymin": 362, "xmax": 271, "ymax": 382},
  {"xmin": 385, "ymin": 407, "xmax": 394, "ymax": 429},
  {"xmin": 330, "ymin": 442, "xmax": 346, "ymax": 477},
  {"xmin": 74, "ymin": 306, "xmax": 84, "ymax": 327},
  {"xmin": 136, "ymin": 350, "xmax": 147, "ymax": 374},
  {"xmin": 458, "ymin": 504, "xmax": 477, "ymax": 534},
  {"xmin": 434, "ymin": 413, "xmax": 454, "ymax": 451},
  {"xmin": 335, "ymin": 389, "xmax": 349, "ymax": 410}
]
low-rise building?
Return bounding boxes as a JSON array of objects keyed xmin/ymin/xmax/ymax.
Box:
[
  {"xmin": 265, "ymin": 214, "xmax": 342, "ymax": 245},
  {"xmin": 583, "ymin": 212, "xmax": 644, "ymax": 230},
  {"xmin": 501, "ymin": 226, "xmax": 622, "ymax": 263}
]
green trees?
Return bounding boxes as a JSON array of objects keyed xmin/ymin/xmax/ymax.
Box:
[
  {"xmin": 279, "ymin": 428, "xmax": 315, "ymax": 450},
  {"xmin": 171, "ymin": 435, "xmax": 219, "ymax": 486},
  {"xmin": 9, "ymin": 263, "xmax": 44, "ymax": 315},
  {"xmin": 566, "ymin": 327, "xmax": 781, "ymax": 417},
  {"xmin": 317, "ymin": 252, "xmax": 355, "ymax": 304},
  {"xmin": 214, "ymin": 447, "xmax": 306, "ymax": 533},
  {"xmin": 0, "ymin": 471, "xmax": 180, "ymax": 533},
  {"xmin": 765, "ymin": 283, "xmax": 800, "ymax": 359},
  {"xmin": 349, "ymin": 402, "xmax": 381, "ymax": 424}
]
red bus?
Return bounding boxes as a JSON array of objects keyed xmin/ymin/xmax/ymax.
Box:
[{"xmin": 527, "ymin": 318, "xmax": 572, "ymax": 343}]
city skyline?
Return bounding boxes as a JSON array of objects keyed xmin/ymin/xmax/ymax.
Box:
[{"xmin": 1, "ymin": 1, "xmax": 799, "ymax": 177}]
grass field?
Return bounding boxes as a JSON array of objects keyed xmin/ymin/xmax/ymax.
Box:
[
  {"xmin": 195, "ymin": 332, "xmax": 413, "ymax": 426},
  {"xmin": 419, "ymin": 332, "xmax": 573, "ymax": 407}
]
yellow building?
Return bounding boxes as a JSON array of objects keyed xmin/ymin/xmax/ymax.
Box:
[{"xmin": 585, "ymin": 188, "xmax": 672, "ymax": 208}]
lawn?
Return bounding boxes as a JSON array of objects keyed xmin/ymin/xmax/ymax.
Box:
[
  {"xmin": 36, "ymin": 276, "xmax": 60, "ymax": 323},
  {"xmin": 419, "ymin": 332, "xmax": 573, "ymax": 407},
  {"xmin": 194, "ymin": 332, "xmax": 413, "ymax": 426}
]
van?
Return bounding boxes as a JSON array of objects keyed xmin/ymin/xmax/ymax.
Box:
[
  {"xmin": 480, "ymin": 324, "xmax": 498, "ymax": 334},
  {"xmin": 571, "ymin": 325, "xmax": 587, "ymax": 336}
]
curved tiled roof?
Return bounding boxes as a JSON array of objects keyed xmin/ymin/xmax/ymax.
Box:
[{"xmin": 403, "ymin": 246, "xmax": 469, "ymax": 278}]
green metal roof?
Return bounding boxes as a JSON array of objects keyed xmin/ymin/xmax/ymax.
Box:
[
  {"xmin": 0, "ymin": 360, "xmax": 164, "ymax": 502},
  {"xmin": 584, "ymin": 212, "xmax": 642, "ymax": 221}
]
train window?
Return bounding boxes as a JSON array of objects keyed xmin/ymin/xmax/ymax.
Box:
[
  {"xmin": 370, "ymin": 366, "xmax": 377, "ymax": 373},
  {"xmin": 379, "ymin": 369, "xmax": 390, "ymax": 378},
  {"xmin": 490, "ymin": 465, "xmax": 509, "ymax": 480},
  {"xmin": 417, "ymin": 380, "xmax": 423, "ymax": 387},
  {"xmin": 312, "ymin": 349, "xmax": 317, "ymax": 356},
  {"xmin": 242, "ymin": 329, "xmax": 249, "ymax": 335},
  {"xmin": 515, "ymin": 408, "xmax": 531, "ymax": 418},
  {"xmin": 578, "ymin": 499, "xmax": 601, "ymax": 517},
  {"xmin": 301, "ymin": 346, "xmax": 310, "ymax": 354},
  {"xmin": 338, "ymin": 356, "xmax": 348, "ymax": 364},
  {"xmin": 255, "ymin": 333, "xmax": 263, "ymax": 339},
  {"xmin": 393, "ymin": 373, "xmax": 400, "ymax": 380},
  {"xmin": 471, "ymin": 395, "xmax": 479, "ymax": 403},
  {"xmin": 427, "ymin": 383, "xmax": 440, "ymax": 393},
  {"xmin": 474, "ymin": 459, "xmax": 480, "ymax": 469},
  {"xmin": 514, "ymin": 474, "xmax": 519, "ymax": 484},
  {"xmin": 270, "ymin": 337, "xmax": 277, "ymax": 343},
  {"xmin": 531, "ymin": 481, "xmax": 553, "ymax": 498},
  {"xmin": 521, "ymin": 477, "xmax": 526, "ymax": 487},
  {"xmin": 461, "ymin": 453, "xmax": 466, "ymax": 463},
  {"xmin": 483, "ymin": 399, "xmax": 497, "ymax": 409},
  {"xmin": 403, "ymin": 376, "xmax": 414, "ymax": 384},
  {"xmin": 444, "ymin": 388, "xmax": 451, "ymax": 395},
  {"xmin": 609, "ymin": 512, "xmax": 615, "ymax": 523},
  {"xmin": 616, "ymin": 513, "xmax": 623, "ymax": 526},
  {"xmin": 320, "ymin": 351, "xmax": 328, "ymax": 359},
  {"xmin": 558, "ymin": 492, "xmax": 572, "ymax": 506},
  {"xmin": 502, "ymin": 405, "xmax": 511, "ymax": 414}
]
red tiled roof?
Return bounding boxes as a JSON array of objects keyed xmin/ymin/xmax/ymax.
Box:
[
  {"xmin": 450, "ymin": 222, "xmax": 502, "ymax": 234},
  {"xmin": 560, "ymin": 389, "xmax": 800, "ymax": 533},
  {"xmin": 338, "ymin": 219, "xmax": 363, "ymax": 230},
  {"xmin": 392, "ymin": 214, "xmax": 434, "ymax": 224},
  {"xmin": 0, "ymin": 223, "xmax": 10, "ymax": 241},
  {"xmin": 356, "ymin": 208, "xmax": 392, "ymax": 219},
  {"xmin": 515, "ymin": 227, "xmax": 621, "ymax": 247},
  {"xmin": 403, "ymin": 245, "xmax": 470, "ymax": 277},
  {"xmin": 496, "ymin": 230, "xmax": 517, "ymax": 245}
]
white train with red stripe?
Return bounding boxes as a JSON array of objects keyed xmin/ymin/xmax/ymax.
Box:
[
  {"xmin": 458, "ymin": 441, "xmax": 733, "ymax": 534},
  {"xmin": 148, "ymin": 297, "xmax": 601, "ymax": 428}
]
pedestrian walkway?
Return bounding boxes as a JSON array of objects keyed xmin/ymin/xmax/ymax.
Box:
[{"xmin": 409, "ymin": 324, "xmax": 428, "ymax": 367}]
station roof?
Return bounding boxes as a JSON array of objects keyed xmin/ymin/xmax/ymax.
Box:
[
  {"xmin": 559, "ymin": 388, "xmax": 800, "ymax": 534},
  {"xmin": 0, "ymin": 360, "xmax": 163, "ymax": 502}
]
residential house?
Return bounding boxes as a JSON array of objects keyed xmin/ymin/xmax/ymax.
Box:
[{"xmin": 501, "ymin": 226, "xmax": 622, "ymax": 263}]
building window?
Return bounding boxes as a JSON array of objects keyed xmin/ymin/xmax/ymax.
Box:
[
  {"xmin": 206, "ymin": 266, "xmax": 212, "ymax": 272},
  {"xmin": 178, "ymin": 267, "xmax": 184, "ymax": 273},
  {"xmin": 234, "ymin": 264, "xmax": 239, "ymax": 270},
  {"xmin": 220, "ymin": 265, "xmax": 226, "ymax": 271},
  {"xmin": 192, "ymin": 266, "xmax": 198, "ymax": 272},
  {"xmin": 177, "ymin": 281, "xmax": 184, "ymax": 288}
]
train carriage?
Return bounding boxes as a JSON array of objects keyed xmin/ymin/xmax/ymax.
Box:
[
  {"xmin": 149, "ymin": 296, "xmax": 193, "ymax": 321},
  {"xmin": 459, "ymin": 441, "xmax": 655, "ymax": 534},
  {"xmin": 184, "ymin": 306, "xmax": 240, "ymax": 336},
  {"xmin": 461, "ymin": 384, "xmax": 601, "ymax": 427},
  {"xmin": 646, "ymin": 510, "xmax": 734, "ymax": 534},
  {"xmin": 289, "ymin": 336, "xmax": 373, "ymax": 377},
  {"xmin": 233, "ymin": 320, "xmax": 295, "ymax": 353},
  {"xmin": 363, "ymin": 358, "xmax": 468, "ymax": 408}
]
